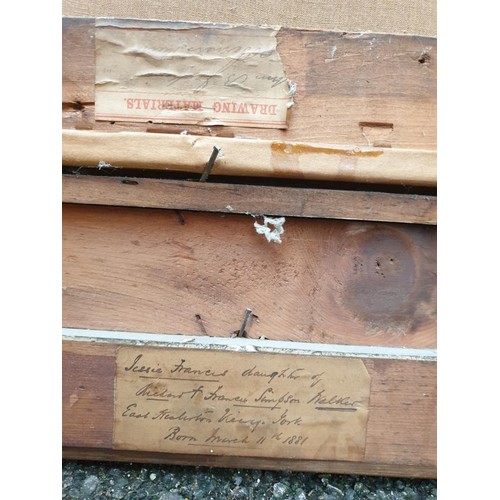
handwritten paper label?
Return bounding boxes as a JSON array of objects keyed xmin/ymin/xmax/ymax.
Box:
[
  {"xmin": 114, "ymin": 347, "xmax": 370, "ymax": 461},
  {"xmin": 95, "ymin": 19, "xmax": 293, "ymax": 128}
]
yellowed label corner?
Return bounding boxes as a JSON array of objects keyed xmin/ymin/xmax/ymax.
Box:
[
  {"xmin": 114, "ymin": 347, "xmax": 370, "ymax": 461},
  {"xmin": 95, "ymin": 22, "xmax": 293, "ymax": 129}
]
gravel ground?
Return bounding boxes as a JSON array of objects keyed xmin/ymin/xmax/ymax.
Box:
[{"xmin": 62, "ymin": 461, "xmax": 437, "ymax": 499}]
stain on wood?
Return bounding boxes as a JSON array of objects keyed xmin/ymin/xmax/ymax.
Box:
[{"xmin": 271, "ymin": 142, "xmax": 384, "ymax": 157}]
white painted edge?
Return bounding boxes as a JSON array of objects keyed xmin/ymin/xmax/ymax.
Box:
[{"xmin": 62, "ymin": 328, "xmax": 436, "ymax": 361}]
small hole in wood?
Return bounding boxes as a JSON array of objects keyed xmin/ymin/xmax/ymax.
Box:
[
  {"xmin": 418, "ymin": 53, "xmax": 430, "ymax": 64},
  {"xmin": 176, "ymin": 210, "xmax": 186, "ymax": 225}
]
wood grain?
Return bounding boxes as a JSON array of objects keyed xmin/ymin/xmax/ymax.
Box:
[
  {"xmin": 62, "ymin": 18, "xmax": 436, "ymax": 151},
  {"xmin": 62, "ymin": 130, "xmax": 436, "ymax": 186},
  {"xmin": 62, "ymin": 17, "xmax": 95, "ymax": 105},
  {"xmin": 62, "ymin": 174, "xmax": 437, "ymax": 225},
  {"xmin": 62, "ymin": 204, "xmax": 436, "ymax": 348},
  {"xmin": 62, "ymin": 342, "xmax": 116, "ymax": 447},
  {"xmin": 62, "ymin": 447, "xmax": 436, "ymax": 478},
  {"xmin": 62, "ymin": 340, "xmax": 436, "ymax": 477}
]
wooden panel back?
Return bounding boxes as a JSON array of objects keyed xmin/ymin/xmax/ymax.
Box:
[{"xmin": 62, "ymin": 204, "xmax": 436, "ymax": 348}]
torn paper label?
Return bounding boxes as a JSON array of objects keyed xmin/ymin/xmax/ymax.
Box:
[{"xmin": 95, "ymin": 19, "xmax": 293, "ymax": 129}]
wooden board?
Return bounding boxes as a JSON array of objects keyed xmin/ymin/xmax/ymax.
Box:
[
  {"xmin": 62, "ymin": 203, "xmax": 436, "ymax": 348},
  {"xmin": 62, "ymin": 130, "xmax": 436, "ymax": 186},
  {"xmin": 63, "ymin": 18, "xmax": 437, "ymax": 151},
  {"xmin": 62, "ymin": 339, "xmax": 436, "ymax": 477},
  {"xmin": 62, "ymin": 174, "xmax": 437, "ymax": 225}
]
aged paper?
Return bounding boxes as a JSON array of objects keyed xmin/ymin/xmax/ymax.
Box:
[
  {"xmin": 114, "ymin": 347, "xmax": 370, "ymax": 461},
  {"xmin": 95, "ymin": 19, "xmax": 293, "ymax": 128}
]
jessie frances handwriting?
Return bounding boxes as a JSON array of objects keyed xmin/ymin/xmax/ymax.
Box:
[{"xmin": 124, "ymin": 355, "xmax": 227, "ymax": 378}]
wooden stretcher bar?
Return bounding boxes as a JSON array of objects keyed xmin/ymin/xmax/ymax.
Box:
[
  {"xmin": 62, "ymin": 336, "xmax": 436, "ymax": 478},
  {"xmin": 62, "ymin": 203, "xmax": 436, "ymax": 348},
  {"xmin": 63, "ymin": 18, "xmax": 437, "ymax": 152},
  {"xmin": 62, "ymin": 130, "xmax": 436, "ymax": 186},
  {"xmin": 62, "ymin": 174, "xmax": 437, "ymax": 225}
]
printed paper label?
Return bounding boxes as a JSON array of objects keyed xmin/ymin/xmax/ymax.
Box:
[{"xmin": 95, "ymin": 20, "xmax": 293, "ymax": 128}]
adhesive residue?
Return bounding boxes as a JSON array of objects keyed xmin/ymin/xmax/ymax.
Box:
[{"xmin": 271, "ymin": 142, "xmax": 384, "ymax": 157}]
